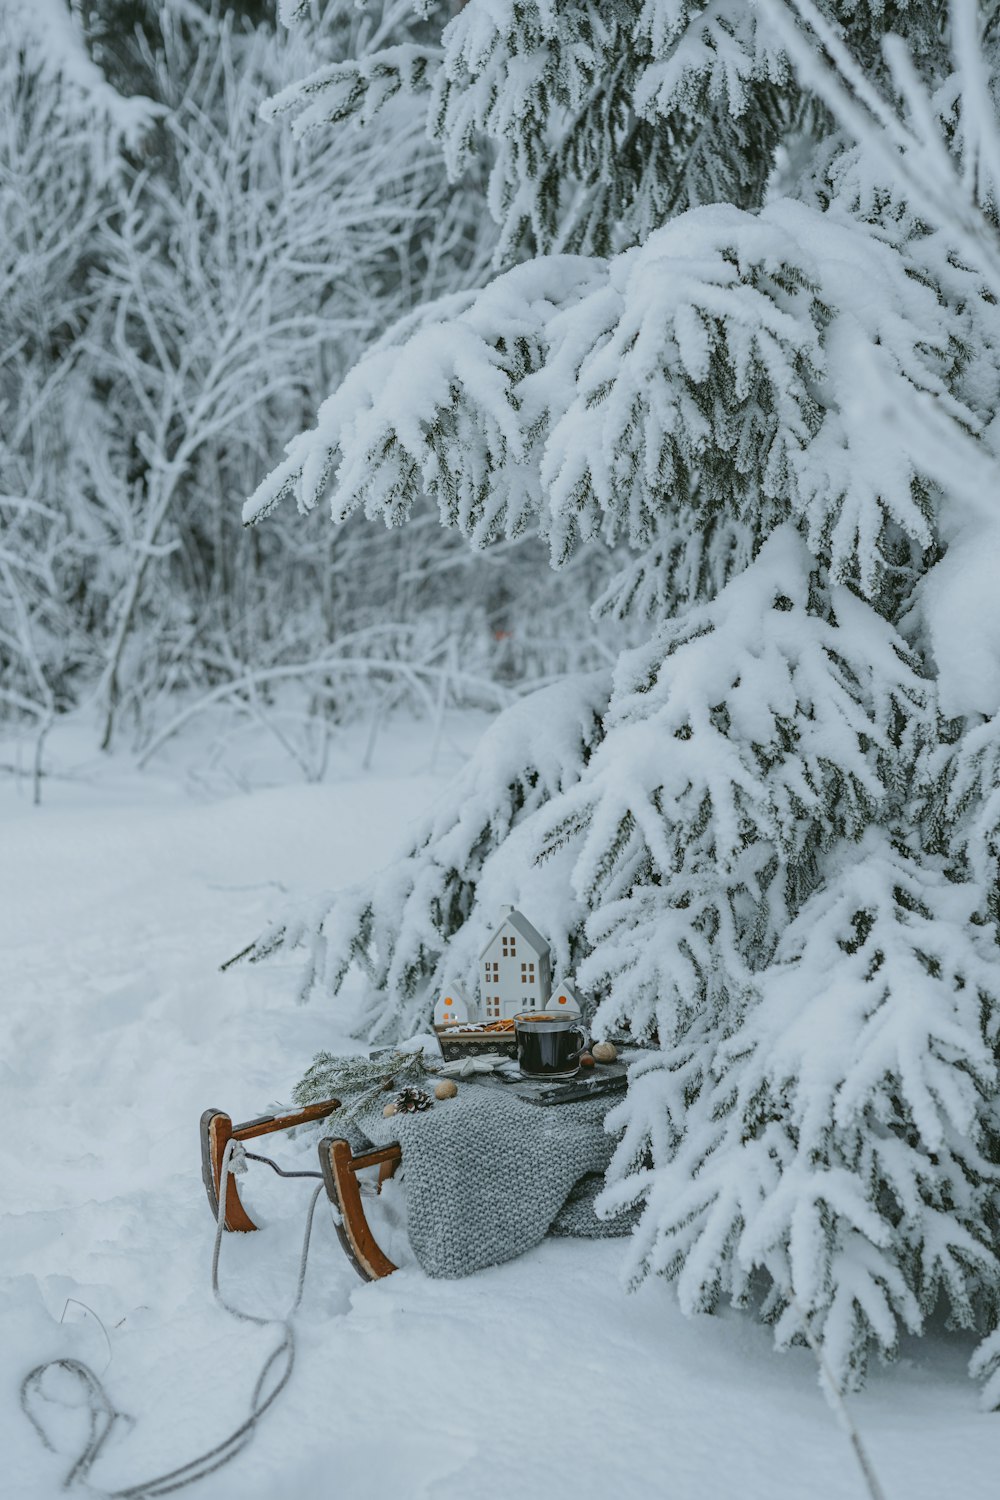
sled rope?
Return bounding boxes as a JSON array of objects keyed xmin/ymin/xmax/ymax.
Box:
[
  {"xmin": 241, "ymin": 1147, "xmax": 324, "ymax": 1181},
  {"xmin": 20, "ymin": 1138, "xmax": 324, "ymax": 1497}
]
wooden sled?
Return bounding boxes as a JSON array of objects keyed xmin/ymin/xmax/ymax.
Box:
[
  {"xmin": 200, "ymin": 1100, "xmax": 341, "ymax": 1232},
  {"xmin": 201, "ymin": 1103, "xmax": 402, "ymax": 1281}
]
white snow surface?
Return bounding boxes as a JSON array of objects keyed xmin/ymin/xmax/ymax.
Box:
[{"xmin": 1, "ymin": 718, "xmax": 997, "ymax": 1500}]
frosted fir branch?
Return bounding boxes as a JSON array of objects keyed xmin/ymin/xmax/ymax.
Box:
[
  {"xmin": 530, "ymin": 204, "xmax": 827, "ymax": 562},
  {"xmin": 762, "ymin": 0, "xmax": 1000, "ymax": 301},
  {"xmin": 292, "ymin": 1048, "xmax": 428, "ymax": 1121},
  {"xmin": 262, "ymin": 45, "xmax": 442, "ymax": 135},
  {"xmin": 249, "ymin": 197, "xmax": 975, "ymax": 594},
  {"xmin": 632, "ymin": 0, "xmax": 780, "ymax": 124},
  {"xmin": 927, "ymin": 703, "xmax": 1000, "ymax": 914},
  {"xmin": 971, "ymin": 1325, "xmax": 1000, "ymax": 1410},
  {"xmin": 429, "ymin": 0, "xmax": 791, "ymax": 257},
  {"xmin": 0, "ymin": 0, "xmax": 165, "ymax": 158},
  {"xmin": 565, "ymin": 526, "xmax": 927, "ymax": 1033},
  {"xmin": 600, "ymin": 831, "xmax": 1000, "ymax": 1388},
  {"xmin": 423, "ymin": 0, "xmax": 954, "ymax": 260},
  {"xmin": 244, "ymin": 255, "xmax": 603, "ymax": 534}
]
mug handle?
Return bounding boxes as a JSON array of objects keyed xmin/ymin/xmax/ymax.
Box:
[{"xmin": 572, "ymin": 1023, "xmax": 590, "ymax": 1062}]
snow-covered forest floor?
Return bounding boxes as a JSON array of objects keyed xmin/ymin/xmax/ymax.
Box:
[{"xmin": 1, "ymin": 714, "xmax": 996, "ymax": 1500}]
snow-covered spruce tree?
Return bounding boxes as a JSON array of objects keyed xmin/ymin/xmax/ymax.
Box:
[{"xmin": 247, "ymin": 1, "xmax": 1000, "ymax": 1391}]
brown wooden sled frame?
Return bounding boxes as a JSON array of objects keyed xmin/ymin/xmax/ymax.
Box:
[{"xmin": 200, "ymin": 1103, "xmax": 402, "ymax": 1282}]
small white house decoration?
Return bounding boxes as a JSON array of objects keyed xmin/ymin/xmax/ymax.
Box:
[
  {"xmin": 546, "ymin": 980, "xmax": 581, "ymax": 1017},
  {"xmin": 477, "ymin": 906, "xmax": 552, "ymax": 1021},
  {"xmin": 436, "ymin": 909, "xmax": 587, "ymax": 1032},
  {"xmin": 433, "ymin": 982, "xmax": 471, "ymax": 1028}
]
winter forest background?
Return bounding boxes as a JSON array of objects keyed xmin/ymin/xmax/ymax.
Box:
[{"xmin": 9, "ymin": 0, "xmax": 1000, "ymax": 1422}]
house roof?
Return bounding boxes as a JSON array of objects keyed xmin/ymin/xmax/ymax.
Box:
[
  {"xmin": 478, "ymin": 908, "xmax": 550, "ymax": 962},
  {"xmin": 440, "ymin": 980, "xmax": 472, "ymax": 1003}
]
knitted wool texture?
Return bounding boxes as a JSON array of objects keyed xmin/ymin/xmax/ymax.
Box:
[{"xmin": 355, "ymin": 1081, "xmax": 633, "ymax": 1278}]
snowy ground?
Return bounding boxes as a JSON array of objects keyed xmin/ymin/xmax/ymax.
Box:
[{"xmin": 2, "ymin": 713, "xmax": 997, "ymax": 1500}]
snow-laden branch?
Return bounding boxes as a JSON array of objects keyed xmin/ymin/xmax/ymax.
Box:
[
  {"xmin": 247, "ymin": 197, "xmax": 984, "ymax": 594},
  {"xmin": 0, "ymin": 0, "xmax": 163, "ymax": 154},
  {"xmin": 762, "ymin": 0, "xmax": 1000, "ymax": 298}
]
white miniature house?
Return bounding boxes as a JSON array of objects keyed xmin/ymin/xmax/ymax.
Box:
[
  {"xmin": 546, "ymin": 979, "xmax": 581, "ymax": 1016},
  {"xmin": 478, "ymin": 907, "xmax": 552, "ymax": 1020},
  {"xmin": 433, "ymin": 981, "xmax": 472, "ymax": 1028},
  {"xmin": 433, "ymin": 908, "xmax": 589, "ymax": 1028}
]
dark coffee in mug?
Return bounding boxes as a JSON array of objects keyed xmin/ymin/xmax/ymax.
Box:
[{"xmin": 514, "ymin": 1011, "xmax": 588, "ymax": 1078}]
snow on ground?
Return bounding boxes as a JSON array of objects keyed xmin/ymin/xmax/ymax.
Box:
[{"xmin": 1, "ymin": 712, "xmax": 997, "ymax": 1499}]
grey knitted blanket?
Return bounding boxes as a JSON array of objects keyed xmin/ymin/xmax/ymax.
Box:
[{"xmin": 351, "ymin": 1081, "xmax": 633, "ymax": 1278}]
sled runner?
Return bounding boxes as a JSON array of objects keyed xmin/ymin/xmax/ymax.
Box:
[
  {"xmin": 318, "ymin": 1136, "xmax": 402, "ymax": 1281},
  {"xmin": 200, "ymin": 1103, "xmax": 402, "ymax": 1280}
]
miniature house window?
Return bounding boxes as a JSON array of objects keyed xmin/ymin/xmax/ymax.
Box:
[
  {"xmin": 485, "ymin": 962, "xmax": 499, "ymax": 982},
  {"xmin": 556, "ymin": 993, "xmax": 568, "ymax": 1006},
  {"xmin": 502, "ymin": 936, "xmax": 516, "ymax": 957}
]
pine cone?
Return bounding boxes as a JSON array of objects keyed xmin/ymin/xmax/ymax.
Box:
[{"xmin": 394, "ymin": 1087, "xmax": 433, "ymax": 1114}]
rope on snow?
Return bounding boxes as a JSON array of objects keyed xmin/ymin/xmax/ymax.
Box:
[{"xmin": 20, "ymin": 1138, "xmax": 324, "ymax": 1497}]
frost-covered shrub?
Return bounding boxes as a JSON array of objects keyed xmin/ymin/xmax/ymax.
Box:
[
  {"xmin": 2, "ymin": 2, "xmax": 521, "ymax": 758},
  {"xmin": 0, "ymin": 20, "xmax": 114, "ymax": 734}
]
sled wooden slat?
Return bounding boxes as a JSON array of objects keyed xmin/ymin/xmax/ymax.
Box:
[
  {"xmin": 200, "ymin": 1099, "xmax": 340, "ymax": 1233},
  {"xmin": 319, "ymin": 1136, "xmax": 401, "ymax": 1282}
]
